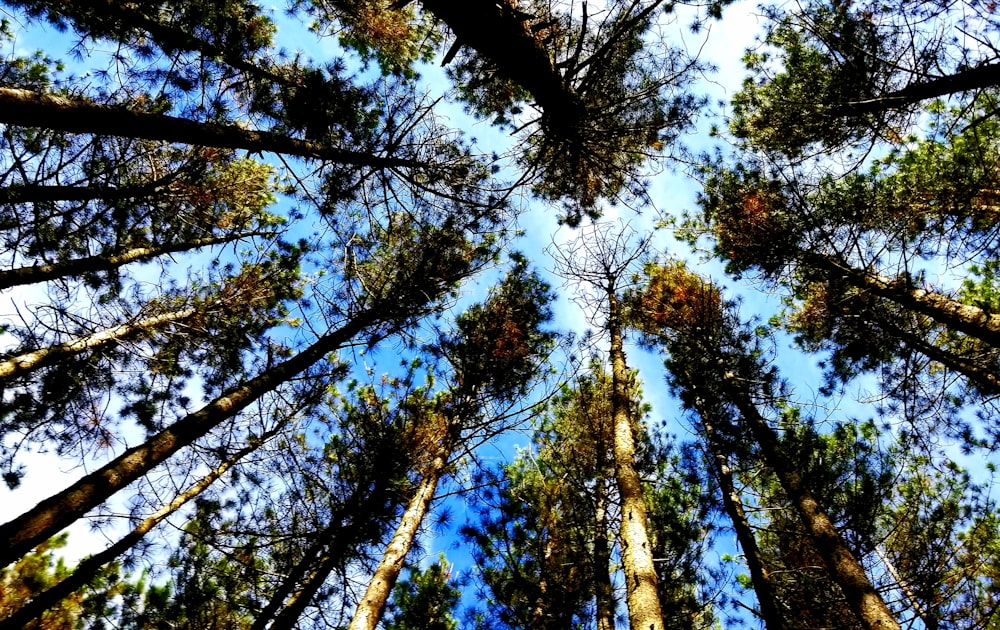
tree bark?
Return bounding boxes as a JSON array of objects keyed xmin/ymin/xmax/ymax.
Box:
[
  {"xmin": 0, "ymin": 426, "xmax": 282, "ymax": 630},
  {"xmin": 417, "ymin": 0, "xmax": 576, "ymax": 115},
  {"xmin": 0, "ymin": 232, "xmax": 269, "ymax": 290},
  {"xmin": 807, "ymin": 253, "xmax": 1000, "ymax": 349},
  {"xmin": 347, "ymin": 458, "xmax": 445, "ymax": 630},
  {"xmin": 0, "ymin": 307, "xmax": 196, "ymax": 381},
  {"xmin": 608, "ymin": 290, "xmax": 664, "ymax": 630},
  {"xmin": 839, "ymin": 62, "xmax": 1000, "ymax": 116},
  {"xmin": 0, "ymin": 88, "xmax": 420, "ymax": 169},
  {"xmin": 593, "ymin": 477, "xmax": 616, "ymax": 630},
  {"xmin": 254, "ymin": 479, "xmax": 397, "ymax": 630},
  {"xmin": 0, "ymin": 307, "xmax": 382, "ymax": 568},
  {"xmin": 723, "ymin": 376, "xmax": 901, "ymax": 630}
]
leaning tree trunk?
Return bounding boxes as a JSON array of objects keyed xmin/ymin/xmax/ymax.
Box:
[
  {"xmin": 0, "ymin": 420, "xmax": 291, "ymax": 630},
  {"xmin": 696, "ymin": 404, "xmax": 786, "ymax": 630},
  {"xmin": 608, "ymin": 290, "xmax": 664, "ymax": 630},
  {"xmin": 0, "ymin": 232, "xmax": 268, "ymax": 291},
  {"xmin": 723, "ymin": 375, "xmax": 901, "ymax": 630},
  {"xmin": 347, "ymin": 453, "xmax": 447, "ymax": 630},
  {"xmin": 0, "ymin": 307, "xmax": 384, "ymax": 568},
  {"xmin": 0, "ymin": 88, "xmax": 421, "ymax": 169},
  {"xmin": 255, "ymin": 478, "xmax": 397, "ymax": 630},
  {"xmin": 806, "ymin": 252, "xmax": 1000, "ymax": 349},
  {"xmin": 0, "ymin": 307, "xmax": 196, "ymax": 381}
]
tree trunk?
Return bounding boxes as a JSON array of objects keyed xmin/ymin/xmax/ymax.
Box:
[
  {"xmin": 417, "ymin": 0, "xmax": 576, "ymax": 115},
  {"xmin": 0, "ymin": 424, "xmax": 285, "ymax": 630},
  {"xmin": 593, "ymin": 477, "xmax": 616, "ymax": 630},
  {"xmin": 254, "ymin": 479, "xmax": 397, "ymax": 630},
  {"xmin": 697, "ymin": 404, "xmax": 786, "ymax": 630},
  {"xmin": 877, "ymin": 316, "xmax": 1000, "ymax": 395},
  {"xmin": 0, "ymin": 307, "xmax": 382, "ymax": 568},
  {"xmin": 0, "ymin": 232, "xmax": 269, "ymax": 290},
  {"xmin": 807, "ymin": 253, "xmax": 1000, "ymax": 349},
  {"xmin": 0, "ymin": 307, "xmax": 195, "ymax": 381},
  {"xmin": 0, "ymin": 88, "xmax": 420, "ymax": 169},
  {"xmin": 723, "ymin": 376, "xmax": 901, "ymax": 630},
  {"xmin": 839, "ymin": 62, "xmax": 1000, "ymax": 116},
  {"xmin": 608, "ymin": 290, "xmax": 664, "ymax": 630},
  {"xmin": 347, "ymin": 457, "xmax": 445, "ymax": 630}
]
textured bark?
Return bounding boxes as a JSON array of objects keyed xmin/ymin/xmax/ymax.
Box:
[
  {"xmin": 0, "ymin": 88, "xmax": 420, "ymax": 168},
  {"xmin": 724, "ymin": 376, "xmax": 901, "ymax": 630},
  {"xmin": 0, "ymin": 429, "xmax": 277, "ymax": 630},
  {"xmin": 0, "ymin": 233, "xmax": 268, "ymax": 290},
  {"xmin": 347, "ymin": 461, "xmax": 444, "ymax": 630},
  {"xmin": 608, "ymin": 290, "xmax": 664, "ymax": 630},
  {"xmin": 807, "ymin": 253, "xmax": 1000, "ymax": 349},
  {"xmin": 0, "ymin": 307, "xmax": 196, "ymax": 381},
  {"xmin": 0, "ymin": 308, "xmax": 380, "ymax": 568}
]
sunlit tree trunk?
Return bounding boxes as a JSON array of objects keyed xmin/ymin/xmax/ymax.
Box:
[
  {"xmin": 347, "ymin": 457, "xmax": 445, "ymax": 630},
  {"xmin": 0, "ymin": 308, "xmax": 382, "ymax": 568},
  {"xmin": 807, "ymin": 252, "xmax": 1000, "ymax": 349},
  {"xmin": 608, "ymin": 289, "xmax": 664, "ymax": 630}
]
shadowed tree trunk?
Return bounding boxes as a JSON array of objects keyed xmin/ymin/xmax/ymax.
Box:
[
  {"xmin": 0, "ymin": 417, "xmax": 295, "ymax": 630},
  {"xmin": 0, "ymin": 232, "xmax": 270, "ymax": 291},
  {"xmin": 696, "ymin": 404, "xmax": 786, "ymax": 630},
  {"xmin": 0, "ymin": 88, "xmax": 421, "ymax": 169}
]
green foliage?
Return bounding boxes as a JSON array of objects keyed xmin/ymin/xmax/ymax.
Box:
[
  {"xmin": 731, "ymin": 1, "xmax": 892, "ymax": 154},
  {"xmin": 384, "ymin": 558, "xmax": 461, "ymax": 630}
]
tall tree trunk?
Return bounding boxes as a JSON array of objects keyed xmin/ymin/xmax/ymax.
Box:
[
  {"xmin": 807, "ymin": 252, "xmax": 1000, "ymax": 349},
  {"xmin": 698, "ymin": 407, "xmax": 786, "ymax": 630},
  {"xmin": 0, "ymin": 307, "xmax": 385, "ymax": 568},
  {"xmin": 0, "ymin": 88, "xmax": 421, "ymax": 169},
  {"xmin": 607, "ymin": 290, "xmax": 664, "ymax": 630},
  {"xmin": 347, "ymin": 456, "xmax": 446, "ymax": 630},
  {"xmin": 0, "ymin": 307, "xmax": 196, "ymax": 381},
  {"xmin": 0, "ymin": 422, "xmax": 288, "ymax": 630},
  {"xmin": 593, "ymin": 477, "xmax": 616, "ymax": 630},
  {"xmin": 417, "ymin": 0, "xmax": 574, "ymax": 114},
  {"xmin": 722, "ymin": 375, "xmax": 901, "ymax": 630},
  {"xmin": 0, "ymin": 232, "xmax": 269, "ymax": 291}
]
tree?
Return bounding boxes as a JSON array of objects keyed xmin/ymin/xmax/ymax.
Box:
[
  {"xmin": 731, "ymin": 0, "xmax": 1000, "ymax": 155},
  {"xmin": 348, "ymin": 256, "xmax": 556, "ymax": 630},
  {"xmin": 330, "ymin": 0, "xmax": 709, "ymax": 223},
  {"xmin": 630, "ymin": 261, "xmax": 900, "ymax": 630},
  {"xmin": 552, "ymin": 222, "xmax": 665, "ymax": 630},
  {"xmin": 0, "ymin": 207, "xmax": 500, "ymax": 569},
  {"xmin": 383, "ymin": 558, "xmax": 461, "ymax": 630},
  {"xmin": 462, "ymin": 361, "xmax": 621, "ymax": 630}
]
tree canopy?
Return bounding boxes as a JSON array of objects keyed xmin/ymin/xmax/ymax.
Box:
[{"xmin": 2, "ymin": 1, "xmax": 1000, "ymax": 629}]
